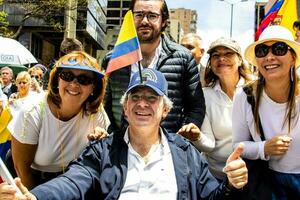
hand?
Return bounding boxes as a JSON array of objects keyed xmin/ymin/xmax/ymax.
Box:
[
  {"xmin": 0, "ymin": 178, "xmax": 36, "ymax": 200},
  {"xmin": 87, "ymin": 126, "xmax": 109, "ymax": 141},
  {"xmin": 264, "ymin": 135, "xmax": 292, "ymax": 156},
  {"xmin": 30, "ymin": 79, "xmax": 42, "ymax": 93},
  {"xmin": 223, "ymin": 143, "xmax": 248, "ymax": 189},
  {"xmin": 177, "ymin": 123, "xmax": 201, "ymax": 141}
]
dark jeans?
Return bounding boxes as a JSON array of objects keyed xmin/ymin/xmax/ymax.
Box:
[
  {"xmin": 271, "ymin": 170, "xmax": 300, "ymax": 200},
  {"xmin": 31, "ymin": 169, "xmax": 63, "ymax": 185}
]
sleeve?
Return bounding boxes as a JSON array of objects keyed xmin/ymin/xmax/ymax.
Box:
[
  {"xmin": 182, "ymin": 54, "xmax": 206, "ymax": 129},
  {"xmin": 96, "ymin": 105, "xmax": 110, "ymax": 130},
  {"xmin": 102, "ymin": 53, "xmax": 120, "ymax": 133},
  {"xmin": 187, "ymin": 143, "xmax": 234, "ymax": 199},
  {"xmin": 7, "ymin": 103, "xmax": 42, "ymax": 145},
  {"xmin": 232, "ymin": 88, "xmax": 266, "ymax": 160},
  {"xmin": 192, "ymin": 115, "xmax": 215, "ymax": 152},
  {"xmin": 31, "ymin": 142, "xmax": 104, "ymax": 200}
]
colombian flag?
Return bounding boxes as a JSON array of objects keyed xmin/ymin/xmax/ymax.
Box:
[
  {"xmin": 255, "ymin": 0, "xmax": 284, "ymax": 40},
  {"xmin": 106, "ymin": 10, "xmax": 142, "ymax": 74},
  {"xmin": 255, "ymin": 0, "xmax": 298, "ymax": 40},
  {"xmin": 0, "ymin": 107, "xmax": 12, "ymax": 161}
]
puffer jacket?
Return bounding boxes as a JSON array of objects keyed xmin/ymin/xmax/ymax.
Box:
[{"xmin": 102, "ymin": 34, "xmax": 205, "ymax": 133}]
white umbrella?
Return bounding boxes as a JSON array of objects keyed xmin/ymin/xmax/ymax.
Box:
[{"xmin": 0, "ymin": 37, "xmax": 38, "ymax": 65}]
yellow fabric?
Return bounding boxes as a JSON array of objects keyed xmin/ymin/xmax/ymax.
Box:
[
  {"xmin": 277, "ymin": 0, "xmax": 298, "ymax": 38},
  {"xmin": 115, "ymin": 10, "xmax": 138, "ymax": 45},
  {"xmin": 0, "ymin": 107, "xmax": 12, "ymax": 143}
]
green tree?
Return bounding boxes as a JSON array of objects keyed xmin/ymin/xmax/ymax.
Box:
[
  {"xmin": 0, "ymin": 0, "xmax": 12, "ymax": 37},
  {"xmin": 3, "ymin": 0, "xmax": 87, "ymax": 39}
]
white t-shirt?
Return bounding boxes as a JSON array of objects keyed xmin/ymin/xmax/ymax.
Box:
[
  {"xmin": 193, "ymin": 79, "xmax": 245, "ymax": 180},
  {"xmin": 232, "ymin": 88, "xmax": 300, "ymax": 174},
  {"xmin": 8, "ymin": 97, "xmax": 110, "ymax": 172}
]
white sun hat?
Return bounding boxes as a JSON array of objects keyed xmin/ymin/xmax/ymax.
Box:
[{"xmin": 245, "ymin": 25, "xmax": 300, "ymax": 67}]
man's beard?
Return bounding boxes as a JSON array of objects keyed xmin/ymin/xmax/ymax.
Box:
[{"xmin": 137, "ymin": 26, "xmax": 161, "ymax": 44}]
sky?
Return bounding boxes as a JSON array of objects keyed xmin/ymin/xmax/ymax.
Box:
[{"xmin": 165, "ymin": 0, "xmax": 264, "ymax": 63}]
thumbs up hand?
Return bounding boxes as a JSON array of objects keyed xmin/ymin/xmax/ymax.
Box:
[{"xmin": 223, "ymin": 143, "xmax": 248, "ymax": 189}]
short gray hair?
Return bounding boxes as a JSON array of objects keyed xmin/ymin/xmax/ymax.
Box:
[{"xmin": 0, "ymin": 67, "xmax": 13, "ymax": 76}]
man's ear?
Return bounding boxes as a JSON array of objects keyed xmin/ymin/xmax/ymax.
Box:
[{"xmin": 162, "ymin": 106, "xmax": 169, "ymax": 119}]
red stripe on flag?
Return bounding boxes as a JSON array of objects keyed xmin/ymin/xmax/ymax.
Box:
[
  {"xmin": 106, "ymin": 50, "xmax": 142, "ymax": 74},
  {"xmin": 255, "ymin": 11, "xmax": 279, "ymax": 40}
]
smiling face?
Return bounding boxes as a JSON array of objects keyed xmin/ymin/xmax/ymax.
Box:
[
  {"xmin": 123, "ymin": 87, "xmax": 168, "ymax": 128},
  {"xmin": 255, "ymin": 41, "xmax": 295, "ymax": 83},
  {"xmin": 133, "ymin": 0, "xmax": 165, "ymax": 44},
  {"xmin": 210, "ymin": 46, "xmax": 241, "ymax": 79},
  {"xmin": 58, "ymin": 69, "xmax": 94, "ymax": 109}
]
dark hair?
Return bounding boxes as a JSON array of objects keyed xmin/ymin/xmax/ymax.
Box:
[
  {"xmin": 129, "ymin": 0, "xmax": 169, "ymax": 32},
  {"xmin": 47, "ymin": 51, "xmax": 106, "ymax": 115},
  {"xmin": 60, "ymin": 38, "xmax": 83, "ymax": 56},
  {"xmin": 293, "ymin": 20, "xmax": 300, "ymax": 30}
]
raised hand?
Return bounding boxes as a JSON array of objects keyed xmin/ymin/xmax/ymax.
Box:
[
  {"xmin": 177, "ymin": 123, "xmax": 201, "ymax": 141},
  {"xmin": 223, "ymin": 143, "xmax": 248, "ymax": 189}
]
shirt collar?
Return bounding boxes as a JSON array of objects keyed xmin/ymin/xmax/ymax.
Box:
[
  {"xmin": 124, "ymin": 127, "xmax": 166, "ymax": 148},
  {"xmin": 213, "ymin": 77, "xmax": 245, "ymax": 92}
]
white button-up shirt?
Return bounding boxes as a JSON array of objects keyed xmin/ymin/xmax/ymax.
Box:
[{"xmin": 119, "ymin": 128, "xmax": 178, "ymax": 200}]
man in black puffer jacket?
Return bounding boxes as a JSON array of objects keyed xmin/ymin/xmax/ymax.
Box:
[{"xmin": 102, "ymin": 0, "xmax": 205, "ymax": 134}]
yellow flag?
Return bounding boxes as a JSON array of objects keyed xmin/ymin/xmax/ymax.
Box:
[
  {"xmin": 0, "ymin": 107, "xmax": 12, "ymax": 143},
  {"xmin": 276, "ymin": 0, "xmax": 298, "ymax": 37}
]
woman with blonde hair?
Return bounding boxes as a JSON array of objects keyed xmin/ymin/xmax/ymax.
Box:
[
  {"xmin": 8, "ymin": 51, "xmax": 110, "ymax": 189},
  {"xmin": 233, "ymin": 25, "xmax": 300, "ymax": 199},
  {"xmin": 27, "ymin": 66, "xmax": 44, "ymax": 93}
]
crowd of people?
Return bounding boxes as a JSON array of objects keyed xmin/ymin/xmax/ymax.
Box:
[{"xmin": 0, "ymin": 0, "xmax": 299, "ymax": 199}]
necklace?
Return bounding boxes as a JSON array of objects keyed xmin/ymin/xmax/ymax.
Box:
[{"xmin": 56, "ymin": 108, "xmax": 82, "ymax": 172}]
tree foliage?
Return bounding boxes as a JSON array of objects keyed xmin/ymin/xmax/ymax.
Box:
[
  {"xmin": 1, "ymin": 0, "xmax": 87, "ymax": 38},
  {"xmin": 0, "ymin": 0, "xmax": 12, "ymax": 37}
]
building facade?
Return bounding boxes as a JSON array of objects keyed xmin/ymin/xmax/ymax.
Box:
[
  {"xmin": 169, "ymin": 8, "xmax": 197, "ymax": 34},
  {"xmin": 1, "ymin": 0, "xmax": 107, "ymax": 66}
]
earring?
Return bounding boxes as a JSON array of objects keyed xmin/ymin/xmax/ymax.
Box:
[
  {"xmin": 291, "ymin": 67, "xmax": 294, "ymax": 82},
  {"xmin": 90, "ymin": 92, "xmax": 94, "ymax": 96}
]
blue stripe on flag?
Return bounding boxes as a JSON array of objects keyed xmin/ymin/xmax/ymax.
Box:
[{"xmin": 110, "ymin": 37, "xmax": 140, "ymax": 59}]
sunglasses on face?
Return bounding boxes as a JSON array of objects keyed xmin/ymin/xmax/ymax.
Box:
[
  {"xmin": 31, "ymin": 75, "xmax": 40, "ymax": 80},
  {"xmin": 129, "ymin": 93, "xmax": 160, "ymax": 104},
  {"xmin": 59, "ymin": 71, "xmax": 94, "ymax": 86},
  {"xmin": 254, "ymin": 42, "xmax": 290, "ymax": 58}
]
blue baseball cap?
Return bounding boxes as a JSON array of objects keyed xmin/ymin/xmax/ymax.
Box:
[
  {"xmin": 57, "ymin": 58, "xmax": 104, "ymax": 79},
  {"xmin": 126, "ymin": 68, "xmax": 168, "ymax": 96}
]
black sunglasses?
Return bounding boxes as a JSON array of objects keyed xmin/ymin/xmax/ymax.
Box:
[
  {"xmin": 59, "ymin": 71, "xmax": 94, "ymax": 85},
  {"xmin": 31, "ymin": 75, "xmax": 40, "ymax": 80},
  {"xmin": 255, "ymin": 42, "xmax": 290, "ymax": 58}
]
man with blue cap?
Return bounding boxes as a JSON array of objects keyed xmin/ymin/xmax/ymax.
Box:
[{"xmin": 0, "ymin": 69, "xmax": 248, "ymax": 200}]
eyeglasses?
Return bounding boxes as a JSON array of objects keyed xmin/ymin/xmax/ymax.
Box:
[
  {"xmin": 133, "ymin": 11, "xmax": 161, "ymax": 23},
  {"xmin": 59, "ymin": 71, "xmax": 94, "ymax": 85},
  {"xmin": 129, "ymin": 93, "xmax": 160, "ymax": 104},
  {"xmin": 255, "ymin": 42, "xmax": 290, "ymax": 58}
]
